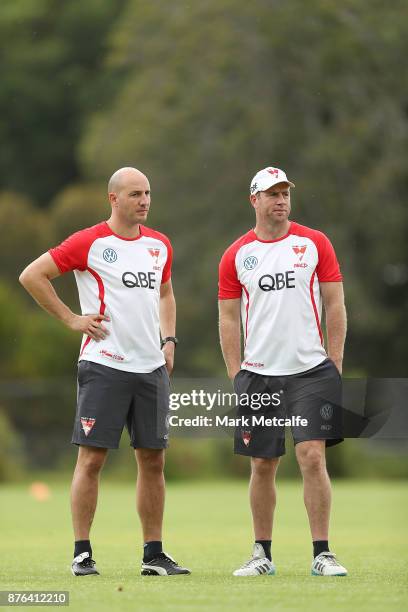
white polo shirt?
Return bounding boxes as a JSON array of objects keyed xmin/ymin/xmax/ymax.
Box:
[
  {"xmin": 218, "ymin": 221, "xmax": 342, "ymax": 375},
  {"xmin": 49, "ymin": 221, "xmax": 172, "ymax": 373}
]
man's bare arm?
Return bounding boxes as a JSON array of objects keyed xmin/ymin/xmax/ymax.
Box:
[
  {"xmin": 320, "ymin": 281, "xmax": 347, "ymax": 374},
  {"xmin": 160, "ymin": 279, "xmax": 176, "ymax": 374},
  {"xmin": 19, "ymin": 253, "xmax": 110, "ymax": 341},
  {"xmin": 218, "ymin": 298, "xmax": 241, "ymax": 379}
]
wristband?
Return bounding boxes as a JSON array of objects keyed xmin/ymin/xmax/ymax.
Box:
[{"xmin": 161, "ymin": 336, "xmax": 178, "ymax": 349}]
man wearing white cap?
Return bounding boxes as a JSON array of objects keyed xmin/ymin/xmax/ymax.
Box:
[{"xmin": 218, "ymin": 167, "xmax": 348, "ymax": 577}]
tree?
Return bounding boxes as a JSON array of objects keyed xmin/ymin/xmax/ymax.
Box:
[
  {"xmin": 0, "ymin": 0, "xmax": 126, "ymax": 204},
  {"xmin": 79, "ymin": 0, "xmax": 408, "ymax": 375},
  {"xmin": 0, "ymin": 191, "xmax": 51, "ymax": 286}
]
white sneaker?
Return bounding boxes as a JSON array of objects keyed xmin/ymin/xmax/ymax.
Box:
[
  {"xmin": 233, "ymin": 543, "xmax": 276, "ymax": 576},
  {"xmin": 311, "ymin": 551, "xmax": 348, "ymax": 576}
]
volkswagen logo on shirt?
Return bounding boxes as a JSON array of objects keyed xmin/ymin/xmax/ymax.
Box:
[
  {"xmin": 103, "ymin": 248, "xmax": 117, "ymax": 263},
  {"xmin": 244, "ymin": 256, "xmax": 258, "ymax": 270}
]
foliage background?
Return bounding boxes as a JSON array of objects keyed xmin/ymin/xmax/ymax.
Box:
[{"xmin": 0, "ymin": 0, "xmax": 407, "ymax": 480}]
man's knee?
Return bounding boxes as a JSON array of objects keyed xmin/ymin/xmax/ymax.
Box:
[
  {"xmin": 251, "ymin": 456, "xmax": 280, "ymax": 478},
  {"xmin": 76, "ymin": 446, "xmax": 107, "ymax": 476},
  {"xmin": 296, "ymin": 442, "xmax": 326, "ymax": 473},
  {"xmin": 136, "ymin": 449, "xmax": 165, "ymax": 474}
]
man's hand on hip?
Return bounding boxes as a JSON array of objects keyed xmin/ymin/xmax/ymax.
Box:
[{"xmin": 67, "ymin": 313, "xmax": 110, "ymax": 341}]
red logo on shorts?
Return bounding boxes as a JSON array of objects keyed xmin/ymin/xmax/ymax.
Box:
[
  {"xmin": 242, "ymin": 430, "xmax": 251, "ymax": 447},
  {"xmin": 148, "ymin": 248, "xmax": 160, "ymax": 264},
  {"xmin": 81, "ymin": 417, "xmax": 96, "ymax": 437}
]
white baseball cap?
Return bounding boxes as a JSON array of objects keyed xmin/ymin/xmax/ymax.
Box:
[{"xmin": 250, "ymin": 167, "xmax": 295, "ymax": 194}]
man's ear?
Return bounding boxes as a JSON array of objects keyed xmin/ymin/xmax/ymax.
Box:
[
  {"xmin": 249, "ymin": 194, "xmax": 257, "ymax": 209},
  {"xmin": 108, "ymin": 192, "xmax": 117, "ymax": 208}
]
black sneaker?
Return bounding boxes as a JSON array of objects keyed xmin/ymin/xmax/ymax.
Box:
[
  {"xmin": 141, "ymin": 552, "xmax": 191, "ymax": 576},
  {"xmin": 71, "ymin": 552, "xmax": 99, "ymax": 576}
]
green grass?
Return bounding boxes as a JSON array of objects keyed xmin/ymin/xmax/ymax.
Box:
[{"xmin": 0, "ymin": 479, "xmax": 407, "ymax": 611}]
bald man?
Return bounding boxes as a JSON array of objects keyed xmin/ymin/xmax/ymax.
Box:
[{"xmin": 19, "ymin": 167, "xmax": 190, "ymax": 577}]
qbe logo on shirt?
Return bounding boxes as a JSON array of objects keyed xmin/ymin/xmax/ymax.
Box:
[
  {"xmin": 244, "ymin": 256, "xmax": 258, "ymax": 270},
  {"xmin": 103, "ymin": 248, "xmax": 118, "ymax": 263},
  {"xmin": 258, "ymin": 271, "xmax": 296, "ymax": 291}
]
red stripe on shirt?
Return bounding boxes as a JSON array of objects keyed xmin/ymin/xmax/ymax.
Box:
[
  {"xmin": 242, "ymin": 284, "xmax": 250, "ymax": 345},
  {"xmin": 309, "ymin": 271, "xmax": 323, "ymax": 345},
  {"xmin": 80, "ymin": 267, "xmax": 106, "ymax": 357}
]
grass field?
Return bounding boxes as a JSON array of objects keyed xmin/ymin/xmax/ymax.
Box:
[{"xmin": 0, "ymin": 479, "xmax": 407, "ymax": 611}]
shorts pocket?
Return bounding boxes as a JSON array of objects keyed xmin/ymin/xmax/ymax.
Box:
[
  {"xmin": 77, "ymin": 360, "xmax": 89, "ymax": 386},
  {"xmin": 327, "ymin": 358, "xmax": 342, "ymax": 380},
  {"xmin": 233, "ymin": 369, "xmax": 244, "ymax": 392}
]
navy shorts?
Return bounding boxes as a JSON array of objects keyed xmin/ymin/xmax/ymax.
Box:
[
  {"xmin": 233, "ymin": 358, "xmax": 343, "ymax": 458},
  {"xmin": 72, "ymin": 360, "xmax": 170, "ymax": 449}
]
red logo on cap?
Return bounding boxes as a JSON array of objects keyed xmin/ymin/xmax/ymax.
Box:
[{"xmin": 267, "ymin": 168, "xmax": 279, "ymax": 178}]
